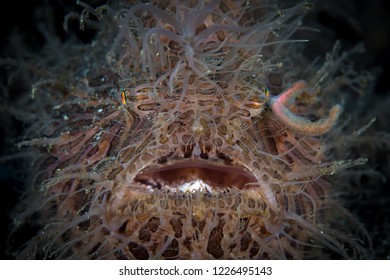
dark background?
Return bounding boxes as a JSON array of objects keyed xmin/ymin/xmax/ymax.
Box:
[{"xmin": 0, "ymin": 0, "xmax": 389, "ymax": 259}]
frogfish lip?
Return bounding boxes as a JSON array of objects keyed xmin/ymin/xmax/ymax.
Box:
[{"xmin": 133, "ymin": 158, "xmax": 258, "ymax": 192}]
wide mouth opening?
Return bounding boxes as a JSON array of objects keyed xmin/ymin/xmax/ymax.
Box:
[{"xmin": 133, "ymin": 159, "xmax": 258, "ymax": 192}]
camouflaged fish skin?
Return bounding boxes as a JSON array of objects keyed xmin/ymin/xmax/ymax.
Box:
[{"xmin": 6, "ymin": 0, "xmax": 375, "ymax": 259}]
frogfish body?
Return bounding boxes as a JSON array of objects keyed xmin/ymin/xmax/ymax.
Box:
[{"xmin": 7, "ymin": 0, "xmax": 374, "ymax": 259}]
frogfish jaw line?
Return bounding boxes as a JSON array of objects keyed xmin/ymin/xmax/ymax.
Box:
[{"xmin": 131, "ymin": 158, "xmax": 259, "ymax": 194}]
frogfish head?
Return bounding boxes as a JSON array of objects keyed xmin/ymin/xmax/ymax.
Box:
[{"xmin": 10, "ymin": 0, "xmax": 371, "ymax": 259}]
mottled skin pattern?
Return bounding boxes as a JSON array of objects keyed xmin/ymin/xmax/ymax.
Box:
[{"xmin": 7, "ymin": 0, "xmax": 374, "ymax": 259}]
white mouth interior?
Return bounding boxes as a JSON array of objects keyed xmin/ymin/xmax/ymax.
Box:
[
  {"xmin": 178, "ymin": 179, "xmax": 213, "ymax": 193},
  {"xmin": 133, "ymin": 159, "xmax": 258, "ymax": 193}
]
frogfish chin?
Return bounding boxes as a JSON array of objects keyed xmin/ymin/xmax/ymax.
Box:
[{"xmin": 7, "ymin": 0, "xmax": 375, "ymax": 259}]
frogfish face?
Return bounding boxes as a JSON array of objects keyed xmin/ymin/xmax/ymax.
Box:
[{"xmin": 10, "ymin": 0, "xmax": 370, "ymax": 259}]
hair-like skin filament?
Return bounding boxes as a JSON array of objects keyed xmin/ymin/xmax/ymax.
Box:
[{"xmin": 269, "ymin": 80, "xmax": 341, "ymax": 136}]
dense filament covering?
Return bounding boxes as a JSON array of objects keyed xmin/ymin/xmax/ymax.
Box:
[{"xmin": 5, "ymin": 0, "xmax": 374, "ymax": 259}]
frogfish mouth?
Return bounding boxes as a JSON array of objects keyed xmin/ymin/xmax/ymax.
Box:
[{"xmin": 10, "ymin": 0, "xmax": 371, "ymax": 259}]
